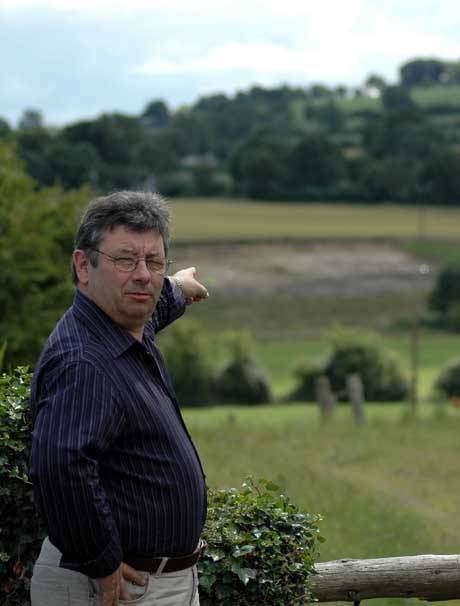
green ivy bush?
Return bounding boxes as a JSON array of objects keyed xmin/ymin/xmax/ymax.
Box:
[
  {"xmin": 435, "ymin": 358, "xmax": 460, "ymax": 398},
  {"xmin": 199, "ymin": 478, "xmax": 323, "ymax": 605},
  {"xmin": 0, "ymin": 367, "xmax": 45, "ymax": 606}
]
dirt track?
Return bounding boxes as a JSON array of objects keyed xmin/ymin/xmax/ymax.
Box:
[{"xmin": 172, "ymin": 242, "xmax": 436, "ymax": 298}]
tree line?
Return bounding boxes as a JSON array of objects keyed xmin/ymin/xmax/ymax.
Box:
[{"xmin": 1, "ymin": 56, "xmax": 460, "ymax": 204}]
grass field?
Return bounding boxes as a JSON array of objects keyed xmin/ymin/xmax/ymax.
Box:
[
  {"xmin": 170, "ymin": 200, "xmax": 460, "ymax": 247},
  {"xmin": 168, "ymin": 199, "xmax": 460, "ymax": 604},
  {"xmin": 185, "ymin": 403, "xmax": 460, "ymax": 606}
]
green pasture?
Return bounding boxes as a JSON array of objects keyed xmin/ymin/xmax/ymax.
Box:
[
  {"xmin": 171, "ymin": 200, "xmax": 460, "ymax": 245},
  {"xmin": 412, "ymin": 84, "xmax": 460, "ymax": 109},
  {"xmin": 332, "ymin": 84, "xmax": 460, "ymax": 114},
  {"xmin": 185, "ymin": 403, "xmax": 460, "ymax": 606},
  {"xmin": 252, "ymin": 331, "xmax": 460, "ymax": 401}
]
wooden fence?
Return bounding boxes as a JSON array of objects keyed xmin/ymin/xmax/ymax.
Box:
[{"xmin": 312, "ymin": 554, "xmax": 460, "ymax": 602}]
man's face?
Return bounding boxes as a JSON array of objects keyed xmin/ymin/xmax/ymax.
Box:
[{"xmin": 75, "ymin": 225, "xmax": 166, "ymax": 339}]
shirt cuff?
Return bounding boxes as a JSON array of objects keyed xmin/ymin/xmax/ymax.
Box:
[
  {"xmin": 168, "ymin": 276, "xmax": 187, "ymax": 306},
  {"xmin": 59, "ymin": 535, "xmax": 123, "ymax": 579}
]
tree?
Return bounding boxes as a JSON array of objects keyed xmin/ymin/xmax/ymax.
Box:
[
  {"xmin": 46, "ymin": 140, "xmax": 101, "ymax": 189},
  {"xmin": 314, "ymin": 101, "xmax": 345, "ymax": 133},
  {"xmin": 16, "ymin": 128, "xmax": 55, "ymax": 185},
  {"xmin": 420, "ymin": 147, "xmax": 460, "ymax": 205},
  {"xmin": 445, "ymin": 61, "xmax": 460, "ymax": 85},
  {"xmin": 364, "ymin": 73, "xmax": 387, "ymax": 95},
  {"xmin": 309, "ymin": 84, "xmax": 332, "ymax": 99},
  {"xmin": 0, "ymin": 142, "xmax": 87, "ymax": 366},
  {"xmin": 289, "ymin": 134, "xmax": 346, "ymax": 189},
  {"xmin": 400, "ymin": 58, "xmax": 448, "ymax": 87},
  {"xmin": 18, "ymin": 108, "xmax": 44, "ymax": 131},
  {"xmin": 63, "ymin": 113, "xmax": 148, "ymax": 188},
  {"xmin": 230, "ymin": 135, "xmax": 292, "ymax": 199},
  {"xmin": 141, "ymin": 99, "xmax": 171, "ymax": 129},
  {"xmin": 0, "ymin": 117, "xmax": 11, "ymax": 137},
  {"xmin": 382, "ymin": 86, "xmax": 417, "ymax": 112}
]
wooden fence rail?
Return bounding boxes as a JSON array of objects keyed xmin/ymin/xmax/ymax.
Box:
[{"xmin": 312, "ymin": 554, "xmax": 460, "ymax": 602}]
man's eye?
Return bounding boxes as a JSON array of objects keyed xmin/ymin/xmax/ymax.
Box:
[
  {"xmin": 116, "ymin": 257, "xmax": 136, "ymax": 267},
  {"xmin": 146, "ymin": 259, "xmax": 164, "ymax": 269}
]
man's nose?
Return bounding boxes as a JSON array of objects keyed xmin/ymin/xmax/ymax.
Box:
[{"xmin": 131, "ymin": 259, "xmax": 151, "ymax": 281}]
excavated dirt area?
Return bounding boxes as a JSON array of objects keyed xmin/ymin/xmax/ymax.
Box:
[{"xmin": 171, "ymin": 242, "xmax": 436, "ymax": 299}]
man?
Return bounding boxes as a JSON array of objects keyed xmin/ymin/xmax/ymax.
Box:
[{"xmin": 30, "ymin": 191, "xmax": 209, "ymax": 606}]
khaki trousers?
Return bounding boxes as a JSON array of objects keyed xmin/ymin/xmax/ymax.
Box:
[{"xmin": 31, "ymin": 538, "xmax": 200, "ymax": 606}]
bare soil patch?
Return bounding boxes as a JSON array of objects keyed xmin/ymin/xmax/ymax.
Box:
[{"xmin": 172, "ymin": 242, "xmax": 436, "ymax": 299}]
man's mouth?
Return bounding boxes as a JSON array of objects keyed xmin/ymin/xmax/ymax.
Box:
[{"xmin": 126, "ymin": 292, "xmax": 152, "ymax": 302}]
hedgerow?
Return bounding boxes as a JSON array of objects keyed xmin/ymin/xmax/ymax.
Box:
[{"xmin": 0, "ymin": 367, "xmax": 45, "ymax": 605}]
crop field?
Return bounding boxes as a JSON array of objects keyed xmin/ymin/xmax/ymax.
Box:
[
  {"xmin": 171, "ymin": 200, "xmax": 460, "ymax": 246},
  {"xmin": 185, "ymin": 403, "xmax": 460, "ymax": 606}
]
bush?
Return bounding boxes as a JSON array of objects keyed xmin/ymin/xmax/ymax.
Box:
[
  {"xmin": 325, "ymin": 331, "xmax": 408, "ymax": 401},
  {"xmin": 290, "ymin": 330, "xmax": 408, "ymax": 402},
  {"xmin": 0, "ymin": 367, "xmax": 45, "ymax": 606},
  {"xmin": 435, "ymin": 358, "xmax": 460, "ymax": 398},
  {"xmin": 213, "ymin": 332, "xmax": 272, "ymax": 404},
  {"xmin": 429, "ymin": 265, "xmax": 460, "ymax": 329},
  {"xmin": 446, "ymin": 302, "xmax": 460, "ymax": 332},
  {"xmin": 288, "ymin": 362, "xmax": 324, "ymax": 402},
  {"xmin": 155, "ymin": 170, "xmax": 196, "ymax": 197},
  {"xmin": 162, "ymin": 319, "xmax": 214, "ymax": 406},
  {"xmin": 198, "ymin": 478, "xmax": 323, "ymax": 605}
]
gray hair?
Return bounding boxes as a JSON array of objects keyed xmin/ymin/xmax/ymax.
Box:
[{"xmin": 72, "ymin": 191, "xmax": 170, "ymax": 285}]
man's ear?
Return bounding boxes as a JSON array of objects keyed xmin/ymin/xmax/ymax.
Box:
[{"xmin": 73, "ymin": 250, "xmax": 90, "ymax": 286}]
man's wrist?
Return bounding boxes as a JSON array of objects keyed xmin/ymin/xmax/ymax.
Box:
[{"xmin": 169, "ymin": 276, "xmax": 184, "ymax": 293}]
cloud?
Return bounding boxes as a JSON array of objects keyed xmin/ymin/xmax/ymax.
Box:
[
  {"xmin": 1, "ymin": 0, "xmax": 459, "ymax": 126},
  {"xmin": 137, "ymin": 42, "xmax": 310, "ymax": 76}
]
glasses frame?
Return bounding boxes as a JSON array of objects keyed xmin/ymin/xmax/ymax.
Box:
[{"xmin": 90, "ymin": 248, "xmax": 173, "ymax": 275}]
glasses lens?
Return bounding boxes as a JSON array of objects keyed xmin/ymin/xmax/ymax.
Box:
[
  {"xmin": 146, "ymin": 259, "xmax": 167, "ymax": 274},
  {"xmin": 114, "ymin": 258, "xmax": 137, "ymax": 272}
]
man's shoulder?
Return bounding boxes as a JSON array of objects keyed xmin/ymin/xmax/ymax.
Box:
[{"xmin": 37, "ymin": 306, "xmax": 106, "ymax": 372}]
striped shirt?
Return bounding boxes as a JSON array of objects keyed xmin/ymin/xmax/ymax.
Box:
[{"xmin": 30, "ymin": 280, "xmax": 207, "ymax": 579}]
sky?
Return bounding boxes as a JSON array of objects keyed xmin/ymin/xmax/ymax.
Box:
[{"xmin": 1, "ymin": 0, "xmax": 459, "ymax": 127}]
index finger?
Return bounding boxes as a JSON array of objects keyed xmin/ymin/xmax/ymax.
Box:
[{"xmin": 122, "ymin": 563, "xmax": 147, "ymax": 586}]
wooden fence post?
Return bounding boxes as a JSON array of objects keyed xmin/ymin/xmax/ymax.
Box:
[
  {"xmin": 316, "ymin": 375, "xmax": 336, "ymax": 422},
  {"xmin": 346, "ymin": 373, "xmax": 366, "ymax": 425}
]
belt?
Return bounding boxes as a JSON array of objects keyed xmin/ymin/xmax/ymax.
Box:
[{"xmin": 124, "ymin": 540, "xmax": 206, "ymax": 574}]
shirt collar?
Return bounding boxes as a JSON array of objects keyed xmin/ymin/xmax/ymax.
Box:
[{"xmin": 72, "ymin": 290, "xmax": 151, "ymax": 359}]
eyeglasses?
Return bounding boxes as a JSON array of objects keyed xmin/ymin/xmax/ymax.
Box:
[{"xmin": 91, "ymin": 248, "xmax": 173, "ymax": 275}]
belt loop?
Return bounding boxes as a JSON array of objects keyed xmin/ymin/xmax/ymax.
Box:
[{"xmin": 155, "ymin": 556, "xmax": 169, "ymax": 575}]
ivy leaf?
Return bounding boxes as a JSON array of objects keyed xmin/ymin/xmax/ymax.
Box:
[
  {"xmin": 232, "ymin": 544, "xmax": 255, "ymax": 558},
  {"xmin": 231, "ymin": 563, "xmax": 257, "ymax": 585},
  {"xmin": 199, "ymin": 572, "xmax": 217, "ymax": 592},
  {"xmin": 206, "ymin": 547, "xmax": 226, "ymax": 562}
]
